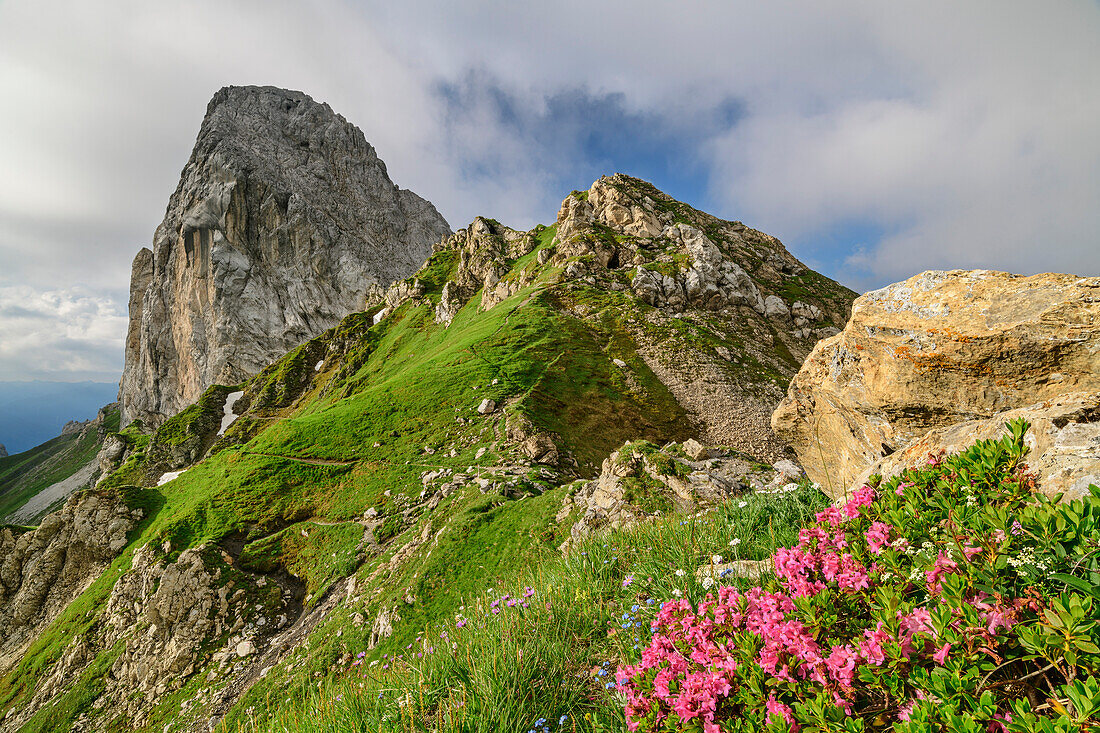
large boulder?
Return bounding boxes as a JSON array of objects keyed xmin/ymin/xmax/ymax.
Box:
[
  {"xmin": 772, "ymin": 270, "xmax": 1100, "ymax": 496},
  {"xmin": 119, "ymin": 86, "xmax": 451, "ymax": 428}
]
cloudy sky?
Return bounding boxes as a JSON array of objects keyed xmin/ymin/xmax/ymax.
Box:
[{"xmin": 0, "ymin": 0, "xmax": 1097, "ymax": 383}]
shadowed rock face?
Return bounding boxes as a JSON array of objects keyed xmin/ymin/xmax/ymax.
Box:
[
  {"xmin": 119, "ymin": 86, "xmax": 451, "ymax": 428},
  {"xmin": 772, "ymin": 270, "xmax": 1100, "ymax": 495}
]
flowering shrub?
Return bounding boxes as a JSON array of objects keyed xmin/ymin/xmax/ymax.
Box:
[{"xmin": 617, "ymin": 420, "xmax": 1100, "ymax": 732}]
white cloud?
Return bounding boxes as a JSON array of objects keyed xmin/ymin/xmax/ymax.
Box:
[
  {"xmin": 0, "ymin": 0, "xmax": 1098, "ymax": 380},
  {"xmin": 704, "ymin": 1, "xmax": 1100, "ymax": 288},
  {"xmin": 367, "ymin": 0, "xmax": 1100, "ymax": 288},
  {"xmin": 0, "ymin": 286, "xmax": 127, "ymax": 381}
]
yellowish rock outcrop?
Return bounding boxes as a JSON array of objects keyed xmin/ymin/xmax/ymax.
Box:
[{"xmin": 772, "ymin": 270, "xmax": 1100, "ymax": 496}]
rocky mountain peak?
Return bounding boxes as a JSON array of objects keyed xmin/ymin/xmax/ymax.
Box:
[
  {"xmin": 118, "ymin": 86, "xmax": 451, "ymax": 428},
  {"xmin": 378, "ymin": 174, "xmax": 855, "ymax": 461},
  {"xmin": 556, "ymin": 174, "xmax": 810, "ymax": 298}
]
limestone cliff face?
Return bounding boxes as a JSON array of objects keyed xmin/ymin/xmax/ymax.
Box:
[{"xmin": 119, "ymin": 86, "xmax": 451, "ymax": 427}]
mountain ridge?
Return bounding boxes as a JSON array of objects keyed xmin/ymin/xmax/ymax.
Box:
[
  {"xmin": 0, "ymin": 382, "xmax": 118, "ymax": 455},
  {"xmin": 0, "ymin": 164, "xmax": 854, "ymax": 731}
]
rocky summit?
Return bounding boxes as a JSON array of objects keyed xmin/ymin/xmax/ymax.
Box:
[{"xmin": 118, "ymin": 86, "xmax": 450, "ymax": 428}]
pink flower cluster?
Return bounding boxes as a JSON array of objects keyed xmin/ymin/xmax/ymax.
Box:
[
  {"xmin": 617, "ymin": 587, "xmax": 744, "ymax": 732},
  {"xmin": 772, "ymin": 490, "xmax": 877, "ymax": 598},
  {"xmin": 616, "ymin": 482, "xmax": 1039, "ymax": 732}
]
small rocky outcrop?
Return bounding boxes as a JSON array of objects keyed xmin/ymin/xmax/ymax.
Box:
[
  {"xmin": 0, "ymin": 490, "xmax": 140, "ymax": 664},
  {"xmin": 630, "ymin": 224, "xmax": 767, "ymax": 314},
  {"xmin": 558, "ymin": 441, "xmax": 803, "ymax": 549},
  {"xmin": 119, "ymin": 85, "xmax": 451, "ymax": 428},
  {"xmin": 773, "ymin": 270, "xmax": 1100, "ymax": 495},
  {"xmin": 6, "ymin": 541, "xmax": 294, "ymax": 731},
  {"xmin": 95, "ymin": 432, "xmax": 129, "ymax": 481},
  {"xmin": 505, "ymin": 412, "xmax": 562, "ymax": 465},
  {"xmin": 0, "ymin": 443, "xmax": 7, "ymax": 458},
  {"xmin": 417, "ymin": 216, "xmax": 538, "ymax": 325},
  {"xmin": 60, "ymin": 419, "xmax": 89, "ymax": 436}
]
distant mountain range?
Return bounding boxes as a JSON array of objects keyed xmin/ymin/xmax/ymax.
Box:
[{"xmin": 0, "ymin": 381, "xmax": 118, "ymax": 454}]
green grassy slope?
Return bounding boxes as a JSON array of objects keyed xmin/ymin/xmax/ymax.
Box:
[
  {"xmin": 243, "ymin": 482, "xmax": 828, "ymax": 733},
  {"xmin": 0, "ymin": 257, "xmax": 697, "ymax": 732},
  {"xmin": 0, "ymin": 179, "xmax": 855, "ymax": 732},
  {"xmin": 0, "ymin": 404, "xmax": 118, "ymax": 522},
  {"xmin": 242, "ymin": 423, "xmax": 1100, "ymax": 733}
]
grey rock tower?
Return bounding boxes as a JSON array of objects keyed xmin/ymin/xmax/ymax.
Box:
[{"xmin": 119, "ymin": 86, "xmax": 450, "ymax": 427}]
